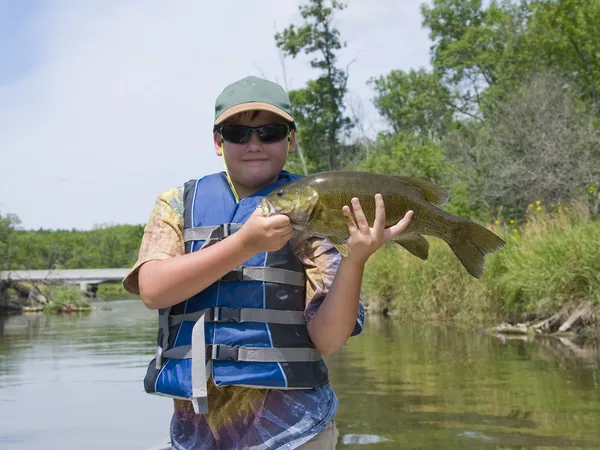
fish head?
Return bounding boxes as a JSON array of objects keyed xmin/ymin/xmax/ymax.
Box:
[{"xmin": 259, "ymin": 184, "xmax": 319, "ymax": 227}]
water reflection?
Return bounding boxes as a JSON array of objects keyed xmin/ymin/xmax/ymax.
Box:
[
  {"xmin": 328, "ymin": 318, "xmax": 600, "ymax": 449},
  {"xmin": 0, "ymin": 301, "xmax": 599, "ymax": 449}
]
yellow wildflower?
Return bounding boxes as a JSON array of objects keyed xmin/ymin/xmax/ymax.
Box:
[
  {"xmin": 513, "ymin": 228, "xmax": 519, "ymax": 233},
  {"xmin": 535, "ymin": 200, "xmax": 541, "ymax": 205},
  {"xmin": 528, "ymin": 203, "xmax": 534, "ymax": 208},
  {"xmin": 589, "ymin": 186, "xmax": 595, "ymax": 193},
  {"xmin": 536, "ymin": 206, "xmax": 542, "ymax": 211},
  {"xmin": 495, "ymin": 220, "xmax": 500, "ymax": 225},
  {"xmin": 509, "ymin": 219, "xmax": 515, "ymax": 224}
]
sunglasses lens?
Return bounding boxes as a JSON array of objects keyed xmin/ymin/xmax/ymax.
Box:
[
  {"xmin": 257, "ymin": 125, "xmax": 289, "ymax": 143},
  {"xmin": 221, "ymin": 126, "xmax": 251, "ymax": 143}
]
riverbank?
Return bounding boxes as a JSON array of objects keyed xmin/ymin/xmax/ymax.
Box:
[
  {"xmin": 362, "ymin": 201, "xmax": 600, "ymax": 336},
  {"xmin": 0, "ymin": 282, "xmax": 135, "ymax": 315}
]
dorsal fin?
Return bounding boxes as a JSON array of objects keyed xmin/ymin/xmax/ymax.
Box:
[{"xmin": 397, "ymin": 176, "xmax": 449, "ymax": 206}]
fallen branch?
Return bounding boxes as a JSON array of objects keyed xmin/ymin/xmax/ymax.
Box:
[
  {"xmin": 495, "ymin": 322, "xmax": 535, "ymax": 335},
  {"xmin": 558, "ymin": 302, "xmax": 594, "ymax": 332},
  {"xmin": 4, "ymin": 279, "xmax": 48, "ymax": 304},
  {"xmin": 531, "ymin": 313, "xmax": 562, "ymax": 332}
]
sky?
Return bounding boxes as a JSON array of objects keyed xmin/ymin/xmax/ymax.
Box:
[{"xmin": 0, "ymin": 0, "xmax": 433, "ymax": 230}]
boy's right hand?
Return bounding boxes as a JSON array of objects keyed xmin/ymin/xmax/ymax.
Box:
[{"xmin": 237, "ymin": 208, "xmax": 294, "ymax": 253}]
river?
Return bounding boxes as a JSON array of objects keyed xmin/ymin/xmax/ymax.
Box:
[{"xmin": 0, "ymin": 299, "xmax": 599, "ymax": 449}]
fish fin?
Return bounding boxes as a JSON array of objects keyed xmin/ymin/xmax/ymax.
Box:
[
  {"xmin": 328, "ymin": 236, "xmax": 349, "ymax": 257},
  {"xmin": 448, "ymin": 221, "xmax": 506, "ymax": 278},
  {"xmin": 397, "ymin": 176, "xmax": 449, "ymax": 206},
  {"xmin": 393, "ymin": 234, "xmax": 430, "ymax": 261}
]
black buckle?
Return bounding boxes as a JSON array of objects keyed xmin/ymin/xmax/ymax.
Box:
[
  {"xmin": 221, "ymin": 267, "xmax": 244, "ymax": 282},
  {"xmin": 215, "ymin": 307, "xmax": 241, "ymax": 323},
  {"xmin": 213, "ymin": 344, "xmax": 240, "ymax": 361},
  {"xmin": 206, "ymin": 224, "xmax": 230, "ymax": 242}
]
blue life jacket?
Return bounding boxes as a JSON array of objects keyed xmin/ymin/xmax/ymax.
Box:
[{"xmin": 143, "ymin": 170, "xmax": 331, "ymax": 414}]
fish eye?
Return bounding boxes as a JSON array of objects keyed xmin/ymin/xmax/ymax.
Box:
[{"xmin": 276, "ymin": 190, "xmax": 284, "ymax": 197}]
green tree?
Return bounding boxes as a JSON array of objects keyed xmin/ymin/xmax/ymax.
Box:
[
  {"xmin": 6, "ymin": 223, "xmax": 144, "ymax": 270},
  {"xmin": 369, "ymin": 68, "xmax": 455, "ymax": 140},
  {"xmin": 526, "ymin": 0, "xmax": 600, "ymax": 116},
  {"xmin": 0, "ymin": 213, "xmax": 21, "ymax": 271},
  {"xmin": 421, "ymin": 0, "xmax": 532, "ymax": 115},
  {"xmin": 444, "ymin": 73, "xmax": 599, "ymax": 218},
  {"xmin": 358, "ymin": 132, "xmax": 447, "ymax": 182},
  {"xmin": 275, "ymin": 0, "xmax": 353, "ymax": 171}
]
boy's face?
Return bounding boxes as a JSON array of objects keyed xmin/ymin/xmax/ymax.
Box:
[{"xmin": 213, "ymin": 110, "xmax": 296, "ymax": 195}]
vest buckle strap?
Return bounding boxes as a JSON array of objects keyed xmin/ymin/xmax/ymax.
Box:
[
  {"xmin": 211, "ymin": 344, "xmax": 240, "ymax": 361},
  {"xmin": 155, "ymin": 345, "xmax": 163, "ymax": 369},
  {"xmin": 221, "ymin": 267, "xmax": 244, "ymax": 282},
  {"xmin": 217, "ymin": 223, "xmax": 230, "ymax": 238},
  {"xmin": 214, "ymin": 306, "xmax": 241, "ymax": 323}
]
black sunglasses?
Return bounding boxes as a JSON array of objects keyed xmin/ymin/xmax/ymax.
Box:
[{"xmin": 215, "ymin": 124, "xmax": 290, "ymax": 144}]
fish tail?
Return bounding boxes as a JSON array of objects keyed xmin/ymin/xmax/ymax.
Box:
[{"xmin": 448, "ymin": 221, "xmax": 505, "ymax": 278}]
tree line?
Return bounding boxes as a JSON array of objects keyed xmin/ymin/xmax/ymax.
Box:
[
  {"xmin": 0, "ymin": 214, "xmax": 143, "ymax": 270},
  {"xmin": 1, "ymin": 0, "xmax": 599, "ymax": 271}
]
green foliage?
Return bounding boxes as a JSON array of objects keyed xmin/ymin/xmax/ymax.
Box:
[
  {"xmin": 440, "ymin": 73, "xmax": 599, "ymax": 220},
  {"xmin": 368, "ymin": 69, "xmax": 455, "ymax": 140},
  {"xmin": 421, "ymin": 0, "xmax": 531, "ymax": 114},
  {"xmin": 362, "ymin": 205, "xmax": 600, "ymax": 324},
  {"xmin": 0, "ymin": 212, "xmax": 21, "ymax": 270},
  {"xmin": 357, "ymin": 132, "xmax": 447, "ymax": 182},
  {"xmin": 526, "ymin": 0, "xmax": 600, "ymax": 116},
  {"xmin": 275, "ymin": 0, "xmax": 353, "ymax": 171},
  {"xmin": 490, "ymin": 205, "xmax": 600, "ymax": 317},
  {"xmin": 419, "ymin": 0, "xmax": 600, "ymax": 117},
  {"xmin": 4, "ymin": 221, "xmax": 143, "ymax": 270}
]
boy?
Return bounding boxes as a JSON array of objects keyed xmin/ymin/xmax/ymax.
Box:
[{"xmin": 123, "ymin": 76, "xmax": 412, "ymax": 449}]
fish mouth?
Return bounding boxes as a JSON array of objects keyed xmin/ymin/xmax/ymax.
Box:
[{"xmin": 258, "ymin": 198, "xmax": 275, "ymax": 216}]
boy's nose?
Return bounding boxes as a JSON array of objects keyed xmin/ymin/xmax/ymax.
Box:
[{"xmin": 246, "ymin": 131, "xmax": 263, "ymax": 150}]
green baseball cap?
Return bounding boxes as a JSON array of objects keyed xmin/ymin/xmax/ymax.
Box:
[{"xmin": 214, "ymin": 76, "xmax": 295, "ymax": 127}]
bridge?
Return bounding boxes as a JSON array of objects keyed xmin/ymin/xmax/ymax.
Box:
[{"xmin": 0, "ymin": 269, "xmax": 131, "ymax": 297}]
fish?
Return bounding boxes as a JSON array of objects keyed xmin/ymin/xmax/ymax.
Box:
[{"xmin": 258, "ymin": 171, "xmax": 505, "ymax": 278}]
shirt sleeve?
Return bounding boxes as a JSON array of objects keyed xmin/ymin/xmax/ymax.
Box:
[
  {"xmin": 291, "ymin": 233, "xmax": 365, "ymax": 337},
  {"xmin": 122, "ymin": 187, "xmax": 185, "ymax": 296}
]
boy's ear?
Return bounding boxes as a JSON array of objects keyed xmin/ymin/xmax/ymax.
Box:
[{"xmin": 214, "ymin": 132, "xmax": 223, "ymax": 156}]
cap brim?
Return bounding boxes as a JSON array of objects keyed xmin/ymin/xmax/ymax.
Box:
[{"xmin": 214, "ymin": 102, "xmax": 294, "ymax": 125}]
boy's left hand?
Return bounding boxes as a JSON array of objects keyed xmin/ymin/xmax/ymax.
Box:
[{"xmin": 342, "ymin": 194, "xmax": 413, "ymax": 265}]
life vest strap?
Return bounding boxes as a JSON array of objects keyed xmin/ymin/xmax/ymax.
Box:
[
  {"xmin": 170, "ymin": 307, "xmax": 306, "ymax": 325},
  {"xmin": 220, "ymin": 266, "xmax": 305, "ymax": 286},
  {"xmin": 183, "ymin": 223, "xmax": 243, "ymax": 243},
  {"xmin": 163, "ymin": 344, "xmax": 322, "ymax": 363}
]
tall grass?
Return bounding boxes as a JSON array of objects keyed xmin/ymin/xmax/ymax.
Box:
[{"xmin": 361, "ymin": 200, "xmax": 600, "ymax": 326}]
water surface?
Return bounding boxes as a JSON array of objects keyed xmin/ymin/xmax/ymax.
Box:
[{"xmin": 0, "ymin": 300, "xmax": 599, "ymax": 449}]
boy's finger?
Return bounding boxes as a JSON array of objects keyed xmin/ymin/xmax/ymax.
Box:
[
  {"xmin": 342, "ymin": 205, "xmax": 357, "ymax": 233},
  {"xmin": 385, "ymin": 210, "xmax": 413, "ymax": 240},
  {"xmin": 373, "ymin": 194, "xmax": 386, "ymax": 234},
  {"xmin": 269, "ymin": 214, "xmax": 291, "ymax": 228},
  {"xmin": 351, "ymin": 198, "xmax": 369, "ymax": 232}
]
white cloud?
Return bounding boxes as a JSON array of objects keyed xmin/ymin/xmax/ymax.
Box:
[{"xmin": 0, "ymin": 0, "xmax": 431, "ymax": 229}]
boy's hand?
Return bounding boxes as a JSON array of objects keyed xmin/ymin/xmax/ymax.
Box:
[
  {"xmin": 342, "ymin": 194, "xmax": 413, "ymax": 265},
  {"xmin": 238, "ymin": 208, "xmax": 294, "ymax": 254}
]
